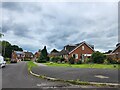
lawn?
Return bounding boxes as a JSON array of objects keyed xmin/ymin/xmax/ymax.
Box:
[
  {"xmin": 27, "ymin": 61, "xmax": 38, "ymax": 71},
  {"xmin": 44, "ymin": 62, "xmax": 120, "ymax": 69}
]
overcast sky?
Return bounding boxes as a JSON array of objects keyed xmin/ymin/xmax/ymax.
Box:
[{"xmin": 0, "ymin": 1, "xmax": 118, "ymax": 53}]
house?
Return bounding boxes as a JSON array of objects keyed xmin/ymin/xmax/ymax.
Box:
[
  {"xmin": 112, "ymin": 43, "xmax": 120, "ymax": 54},
  {"xmin": 59, "ymin": 41, "xmax": 95, "ymax": 62},
  {"xmin": 106, "ymin": 43, "xmax": 120, "ymax": 62},
  {"xmin": 11, "ymin": 51, "xmax": 25, "ymax": 62},
  {"xmin": 48, "ymin": 49, "xmax": 59, "ymax": 58},
  {"xmin": 34, "ymin": 51, "xmax": 41, "ymax": 61},
  {"xmin": 24, "ymin": 51, "xmax": 34, "ymax": 60}
]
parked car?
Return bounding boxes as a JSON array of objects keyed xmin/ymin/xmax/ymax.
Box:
[{"xmin": 0, "ymin": 55, "xmax": 6, "ymax": 68}]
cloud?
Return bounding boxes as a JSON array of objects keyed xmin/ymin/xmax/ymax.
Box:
[{"xmin": 1, "ymin": 2, "xmax": 118, "ymax": 53}]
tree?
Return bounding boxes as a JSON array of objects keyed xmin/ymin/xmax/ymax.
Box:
[
  {"xmin": 38, "ymin": 49, "xmax": 41, "ymax": 52},
  {"xmin": 1, "ymin": 41, "xmax": 23, "ymax": 58},
  {"xmin": 91, "ymin": 51, "xmax": 106, "ymax": 64},
  {"xmin": 11, "ymin": 45, "xmax": 23, "ymax": 51},
  {"xmin": 37, "ymin": 46, "xmax": 48, "ymax": 63},
  {"xmin": 2, "ymin": 41, "xmax": 12, "ymax": 58},
  {"xmin": 104, "ymin": 50, "xmax": 112, "ymax": 54},
  {"xmin": 0, "ymin": 33, "xmax": 4, "ymax": 38}
]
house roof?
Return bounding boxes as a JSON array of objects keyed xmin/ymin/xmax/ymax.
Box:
[
  {"xmin": 50, "ymin": 49, "xmax": 59, "ymax": 53},
  {"xmin": 69, "ymin": 41, "xmax": 95, "ymax": 54},
  {"xmin": 14, "ymin": 51, "xmax": 25, "ymax": 55},
  {"xmin": 111, "ymin": 44, "xmax": 120, "ymax": 53},
  {"xmin": 59, "ymin": 41, "xmax": 94, "ymax": 55},
  {"xmin": 59, "ymin": 49, "xmax": 69, "ymax": 55},
  {"xmin": 24, "ymin": 52, "xmax": 33, "ymax": 56}
]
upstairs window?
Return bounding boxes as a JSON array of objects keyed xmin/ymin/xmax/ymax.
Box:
[{"xmin": 82, "ymin": 46, "xmax": 84, "ymax": 50}]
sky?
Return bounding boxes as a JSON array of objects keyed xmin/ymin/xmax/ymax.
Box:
[{"xmin": 0, "ymin": 1, "xmax": 118, "ymax": 53}]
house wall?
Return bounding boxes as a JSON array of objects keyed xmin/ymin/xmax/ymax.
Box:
[
  {"xmin": 69, "ymin": 43, "xmax": 94, "ymax": 62},
  {"xmin": 11, "ymin": 52, "xmax": 17, "ymax": 61},
  {"xmin": 11, "ymin": 51, "xmax": 25, "ymax": 62}
]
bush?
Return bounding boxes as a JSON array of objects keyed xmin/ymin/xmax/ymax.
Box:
[
  {"xmin": 91, "ymin": 51, "xmax": 106, "ymax": 64},
  {"xmin": 103, "ymin": 59, "xmax": 109, "ymax": 64},
  {"xmin": 37, "ymin": 60, "xmax": 46, "ymax": 63},
  {"xmin": 5, "ymin": 58, "xmax": 11, "ymax": 61},
  {"xmin": 69, "ymin": 57, "xmax": 75, "ymax": 64},
  {"xmin": 84, "ymin": 58, "xmax": 92, "ymax": 64},
  {"xmin": 46, "ymin": 56, "xmax": 50, "ymax": 61},
  {"xmin": 76, "ymin": 60, "xmax": 82, "ymax": 64},
  {"xmin": 50, "ymin": 56, "xmax": 65, "ymax": 63},
  {"xmin": 107, "ymin": 57, "xmax": 118, "ymax": 64},
  {"xmin": 50, "ymin": 57, "xmax": 59, "ymax": 62}
]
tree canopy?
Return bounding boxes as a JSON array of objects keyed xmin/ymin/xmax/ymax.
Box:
[
  {"xmin": 1, "ymin": 41, "xmax": 23, "ymax": 58},
  {"xmin": 91, "ymin": 51, "xmax": 106, "ymax": 64},
  {"xmin": 37, "ymin": 46, "xmax": 49, "ymax": 63}
]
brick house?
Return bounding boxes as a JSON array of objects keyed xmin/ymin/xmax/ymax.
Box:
[
  {"xmin": 48, "ymin": 49, "xmax": 59, "ymax": 58},
  {"xmin": 59, "ymin": 41, "xmax": 95, "ymax": 62},
  {"xmin": 11, "ymin": 51, "xmax": 25, "ymax": 62},
  {"xmin": 24, "ymin": 51, "xmax": 34, "ymax": 60},
  {"xmin": 106, "ymin": 43, "xmax": 120, "ymax": 62},
  {"xmin": 34, "ymin": 51, "xmax": 41, "ymax": 61}
]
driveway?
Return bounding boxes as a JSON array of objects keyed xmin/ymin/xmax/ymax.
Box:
[{"xmin": 32, "ymin": 64, "xmax": 119, "ymax": 83}]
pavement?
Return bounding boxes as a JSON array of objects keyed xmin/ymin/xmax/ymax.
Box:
[{"xmin": 32, "ymin": 63, "xmax": 119, "ymax": 84}]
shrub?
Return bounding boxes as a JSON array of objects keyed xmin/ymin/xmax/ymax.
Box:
[
  {"xmin": 76, "ymin": 60, "xmax": 82, "ymax": 64},
  {"xmin": 84, "ymin": 58, "xmax": 92, "ymax": 64},
  {"xmin": 50, "ymin": 57, "xmax": 59, "ymax": 62},
  {"xmin": 103, "ymin": 59, "xmax": 109, "ymax": 64},
  {"xmin": 5, "ymin": 58, "xmax": 10, "ymax": 61},
  {"xmin": 107, "ymin": 57, "xmax": 118, "ymax": 64},
  {"xmin": 91, "ymin": 51, "xmax": 106, "ymax": 64},
  {"xmin": 50, "ymin": 56, "xmax": 65, "ymax": 63},
  {"xmin": 60, "ymin": 57, "xmax": 65, "ymax": 62},
  {"xmin": 37, "ymin": 60, "xmax": 46, "ymax": 63},
  {"xmin": 69, "ymin": 57, "xmax": 75, "ymax": 64},
  {"xmin": 46, "ymin": 56, "xmax": 50, "ymax": 61}
]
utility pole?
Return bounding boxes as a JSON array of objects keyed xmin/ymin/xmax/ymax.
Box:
[{"xmin": 3, "ymin": 41, "xmax": 6, "ymax": 57}]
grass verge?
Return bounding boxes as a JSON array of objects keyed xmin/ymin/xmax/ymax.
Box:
[
  {"xmin": 28, "ymin": 62, "xmax": 119, "ymax": 88},
  {"xmin": 44, "ymin": 62, "xmax": 120, "ymax": 69},
  {"xmin": 27, "ymin": 61, "xmax": 38, "ymax": 71}
]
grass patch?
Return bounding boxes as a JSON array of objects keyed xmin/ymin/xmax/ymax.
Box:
[
  {"xmin": 44, "ymin": 62, "xmax": 120, "ymax": 69},
  {"xmin": 27, "ymin": 61, "xmax": 37, "ymax": 71},
  {"xmin": 6, "ymin": 61, "xmax": 10, "ymax": 64}
]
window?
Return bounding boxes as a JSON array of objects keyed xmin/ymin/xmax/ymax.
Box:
[
  {"xmin": 65, "ymin": 47, "xmax": 66, "ymax": 50},
  {"xmin": 75, "ymin": 54, "xmax": 78, "ymax": 59},
  {"xmin": 82, "ymin": 46, "xmax": 84, "ymax": 50},
  {"xmin": 72, "ymin": 54, "xmax": 78, "ymax": 59}
]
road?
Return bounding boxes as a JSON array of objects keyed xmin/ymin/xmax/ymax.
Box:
[
  {"xmin": 32, "ymin": 64, "xmax": 119, "ymax": 83},
  {"xmin": 2, "ymin": 62, "xmax": 72, "ymax": 88},
  {"xmin": 1, "ymin": 62, "xmax": 119, "ymax": 90}
]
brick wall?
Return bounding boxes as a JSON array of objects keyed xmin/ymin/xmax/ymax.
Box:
[{"xmin": 69, "ymin": 43, "xmax": 94, "ymax": 61}]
